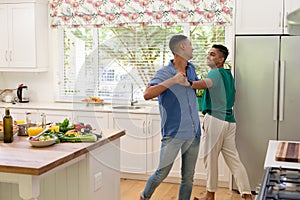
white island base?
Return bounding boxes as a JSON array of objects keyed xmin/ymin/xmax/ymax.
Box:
[{"xmin": 0, "ymin": 129, "xmax": 125, "ymax": 200}]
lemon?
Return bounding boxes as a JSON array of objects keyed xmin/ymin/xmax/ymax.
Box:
[
  {"xmin": 16, "ymin": 119, "xmax": 25, "ymax": 124},
  {"xmin": 50, "ymin": 125, "xmax": 60, "ymax": 132},
  {"xmin": 27, "ymin": 127, "xmax": 44, "ymax": 136}
]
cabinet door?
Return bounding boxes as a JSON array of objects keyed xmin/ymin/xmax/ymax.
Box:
[
  {"xmin": 9, "ymin": 4, "xmax": 36, "ymax": 68},
  {"xmin": 146, "ymin": 114, "xmax": 161, "ymax": 174},
  {"xmin": 10, "ymin": 108, "xmax": 40, "ymax": 123},
  {"xmin": 284, "ymin": 0, "xmax": 300, "ymax": 34},
  {"xmin": 38, "ymin": 109, "xmax": 73, "ymax": 125},
  {"xmin": 0, "ymin": 2, "xmax": 48, "ymax": 72},
  {"xmin": 235, "ymin": 0, "xmax": 283, "ymax": 34},
  {"xmin": 73, "ymin": 111, "xmax": 109, "ymax": 131},
  {"xmin": 110, "ymin": 112, "xmax": 147, "ymax": 174},
  {"xmin": 0, "ymin": 5, "xmax": 9, "ymax": 68}
]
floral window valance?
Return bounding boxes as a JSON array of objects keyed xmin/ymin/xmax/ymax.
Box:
[{"xmin": 49, "ymin": 0, "xmax": 233, "ymax": 28}]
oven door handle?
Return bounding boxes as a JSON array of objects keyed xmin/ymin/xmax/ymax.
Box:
[{"xmin": 255, "ymin": 167, "xmax": 271, "ymax": 199}]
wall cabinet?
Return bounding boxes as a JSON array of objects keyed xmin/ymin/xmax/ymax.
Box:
[
  {"xmin": 235, "ymin": 0, "xmax": 300, "ymax": 35},
  {"xmin": 0, "ymin": 1, "xmax": 48, "ymax": 72}
]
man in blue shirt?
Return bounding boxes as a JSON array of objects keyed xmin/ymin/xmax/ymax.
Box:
[{"xmin": 140, "ymin": 35, "xmax": 201, "ymax": 200}]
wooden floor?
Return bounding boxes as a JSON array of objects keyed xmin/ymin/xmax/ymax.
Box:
[{"xmin": 120, "ymin": 179, "xmax": 247, "ymax": 200}]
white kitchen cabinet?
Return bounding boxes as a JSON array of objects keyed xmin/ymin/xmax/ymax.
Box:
[
  {"xmin": 111, "ymin": 111, "xmax": 231, "ymax": 186},
  {"xmin": 146, "ymin": 114, "xmax": 162, "ymax": 174},
  {"xmin": 38, "ymin": 109, "xmax": 73, "ymax": 124},
  {"xmin": 166, "ymin": 149, "xmax": 230, "ymax": 187},
  {"xmin": 9, "ymin": 108, "xmax": 73, "ymax": 125},
  {"xmin": 109, "ymin": 112, "xmax": 161, "ymax": 174},
  {"xmin": 162, "ymin": 115, "xmax": 231, "ymax": 187},
  {"xmin": 110, "ymin": 112, "xmax": 147, "ymax": 173},
  {"xmin": 10, "ymin": 108, "xmax": 40, "ymax": 122},
  {"xmin": 73, "ymin": 111, "xmax": 110, "ymax": 131},
  {"xmin": 235, "ymin": 0, "xmax": 300, "ymax": 35},
  {"xmin": 194, "ymin": 154, "xmax": 231, "ymax": 187},
  {"xmin": 0, "ymin": 1, "xmax": 48, "ymax": 72},
  {"xmin": 284, "ymin": 0, "xmax": 300, "ymax": 34}
]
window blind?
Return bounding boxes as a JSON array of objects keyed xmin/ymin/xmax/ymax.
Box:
[{"xmin": 59, "ymin": 26, "xmax": 225, "ymax": 102}]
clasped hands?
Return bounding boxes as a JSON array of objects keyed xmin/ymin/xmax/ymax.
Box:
[{"xmin": 173, "ymin": 73, "xmax": 190, "ymax": 87}]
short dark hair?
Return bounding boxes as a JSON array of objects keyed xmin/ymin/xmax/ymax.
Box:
[
  {"xmin": 169, "ymin": 35, "xmax": 188, "ymax": 55},
  {"xmin": 212, "ymin": 44, "xmax": 229, "ymax": 61}
]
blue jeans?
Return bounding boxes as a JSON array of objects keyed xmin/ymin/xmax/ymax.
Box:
[{"xmin": 141, "ymin": 136, "xmax": 200, "ymax": 200}]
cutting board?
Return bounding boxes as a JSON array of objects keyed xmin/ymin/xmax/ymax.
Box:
[{"xmin": 275, "ymin": 142, "xmax": 300, "ymax": 163}]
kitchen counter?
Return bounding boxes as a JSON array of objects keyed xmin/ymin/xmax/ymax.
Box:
[
  {"xmin": 264, "ymin": 140, "xmax": 300, "ymax": 169},
  {"xmin": 0, "ymin": 129, "xmax": 125, "ymax": 200},
  {"xmin": 0, "ymin": 101, "xmax": 161, "ymax": 114}
]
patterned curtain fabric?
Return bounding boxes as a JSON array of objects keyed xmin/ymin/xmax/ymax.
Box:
[{"xmin": 49, "ymin": 0, "xmax": 233, "ymax": 28}]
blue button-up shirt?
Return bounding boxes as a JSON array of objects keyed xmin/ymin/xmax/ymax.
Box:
[{"xmin": 149, "ymin": 60, "xmax": 201, "ymax": 140}]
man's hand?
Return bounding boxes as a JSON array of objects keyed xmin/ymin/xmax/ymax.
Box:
[
  {"xmin": 173, "ymin": 73, "xmax": 190, "ymax": 86},
  {"xmin": 144, "ymin": 73, "xmax": 190, "ymax": 100}
]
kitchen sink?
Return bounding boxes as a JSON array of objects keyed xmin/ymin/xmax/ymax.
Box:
[{"xmin": 112, "ymin": 106, "xmax": 144, "ymax": 110}]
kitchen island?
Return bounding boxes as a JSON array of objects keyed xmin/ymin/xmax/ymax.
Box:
[{"xmin": 0, "ymin": 129, "xmax": 125, "ymax": 200}]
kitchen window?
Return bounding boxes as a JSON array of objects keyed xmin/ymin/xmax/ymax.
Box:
[{"xmin": 57, "ymin": 25, "xmax": 229, "ymax": 103}]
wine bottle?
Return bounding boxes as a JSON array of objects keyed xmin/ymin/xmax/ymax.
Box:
[{"xmin": 3, "ymin": 107, "xmax": 13, "ymax": 143}]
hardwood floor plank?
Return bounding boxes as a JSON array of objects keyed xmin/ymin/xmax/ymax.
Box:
[{"xmin": 120, "ymin": 179, "xmax": 245, "ymax": 200}]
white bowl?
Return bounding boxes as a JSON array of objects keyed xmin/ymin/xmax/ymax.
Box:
[{"xmin": 27, "ymin": 136, "xmax": 57, "ymax": 147}]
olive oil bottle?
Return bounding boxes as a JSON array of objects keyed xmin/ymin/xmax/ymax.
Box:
[{"xmin": 3, "ymin": 107, "xmax": 13, "ymax": 143}]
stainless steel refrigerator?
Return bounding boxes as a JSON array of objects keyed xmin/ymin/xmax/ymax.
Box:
[{"xmin": 234, "ymin": 36, "xmax": 300, "ymax": 191}]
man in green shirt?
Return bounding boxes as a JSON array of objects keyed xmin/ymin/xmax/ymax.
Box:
[{"xmin": 190, "ymin": 44, "xmax": 253, "ymax": 200}]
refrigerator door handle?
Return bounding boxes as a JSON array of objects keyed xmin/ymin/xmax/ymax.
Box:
[
  {"xmin": 279, "ymin": 60, "xmax": 285, "ymax": 121},
  {"xmin": 273, "ymin": 61, "xmax": 279, "ymax": 121}
]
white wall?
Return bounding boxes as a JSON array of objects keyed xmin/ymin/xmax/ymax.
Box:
[
  {"xmin": 0, "ymin": 71, "xmax": 55, "ymax": 103},
  {"xmin": 0, "ymin": 29, "xmax": 59, "ymax": 103}
]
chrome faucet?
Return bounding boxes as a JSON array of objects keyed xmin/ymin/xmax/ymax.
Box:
[
  {"xmin": 41, "ymin": 113, "xmax": 46, "ymax": 128},
  {"xmin": 25, "ymin": 111, "xmax": 31, "ymax": 123},
  {"xmin": 130, "ymin": 83, "xmax": 138, "ymax": 106}
]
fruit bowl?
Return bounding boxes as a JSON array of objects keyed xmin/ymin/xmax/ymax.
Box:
[
  {"xmin": 82, "ymin": 96, "xmax": 104, "ymax": 106},
  {"xmin": 27, "ymin": 136, "xmax": 58, "ymax": 147}
]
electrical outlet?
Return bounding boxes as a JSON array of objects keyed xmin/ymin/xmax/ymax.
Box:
[{"xmin": 94, "ymin": 172, "xmax": 103, "ymax": 191}]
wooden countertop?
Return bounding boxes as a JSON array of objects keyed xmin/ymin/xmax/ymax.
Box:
[{"xmin": 0, "ymin": 129, "xmax": 125, "ymax": 175}]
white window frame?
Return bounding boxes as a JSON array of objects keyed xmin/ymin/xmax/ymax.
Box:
[{"xmin": 50, "ymin": 25, "xmax": 233, "ymax": 103}]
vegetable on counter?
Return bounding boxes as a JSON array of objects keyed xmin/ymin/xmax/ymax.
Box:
[
  {"xmin": 57, "ymin": 118, "xmax": 74, "ymax": 133},
  {"xmin": 48, "ymin": 118, "xmax": 102, "ymax": 143},
  {"xmin": 58, "ymin": 133, "xmax": 97, "ymax": 143}
]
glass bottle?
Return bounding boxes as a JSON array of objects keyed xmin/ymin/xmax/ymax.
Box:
[{"xmin": 3, "ymin": 107, "xmax": 13, "ymax": 143}]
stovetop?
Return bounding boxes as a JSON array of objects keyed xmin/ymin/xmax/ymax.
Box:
[{"xmin": 256, "ymin": 167, "xmax": 300, "ymax": 200}]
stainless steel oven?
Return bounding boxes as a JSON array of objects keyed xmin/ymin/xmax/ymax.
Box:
[{"xmin": 255, "ymin": 167, "xmax": 300, "ymax": 200}]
